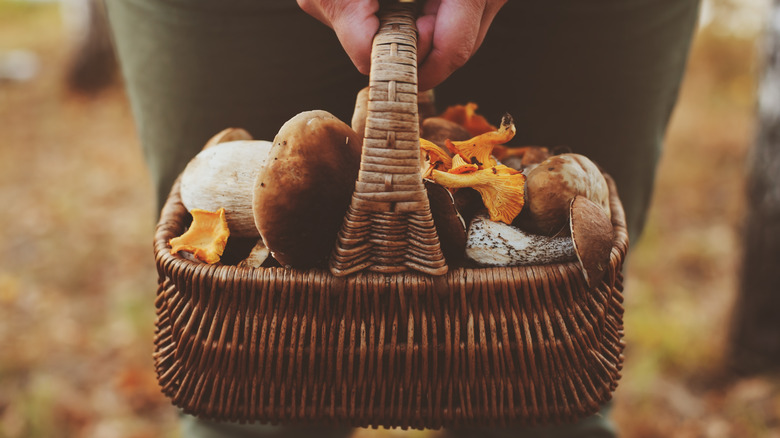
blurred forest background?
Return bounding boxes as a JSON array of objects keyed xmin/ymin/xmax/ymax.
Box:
[{"xmin": 1, "ymin": 0, "xmax": 778, "ymax": 437}]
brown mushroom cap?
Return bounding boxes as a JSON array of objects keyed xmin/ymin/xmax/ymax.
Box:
[
  {"xmin": 253, "ymin": 110, "xmax": 362, "ymax": 268},
  {"xmin": 523, "ymin": 153, "xmax": 610, "ymax": 236},
  {"xmin": 424, "ymin": 180, "xmax": 467, "ymax": 264},
  {"xmin": 421, "ymin": 117, "xmax": 471, "ymax": 149},
  {"xmin": 351, "ymin": 86, "xmax": 370, "ymax": 146},
  {"xmin": 453, "ymin": 187, "xmax": 485, "ymax": 226},
  {"xmin": 417, "ymin": 89, "xmax": 438, "ymax": 122},
  {"xmin": 203, "ymin": 127, "xmax": 253, "ymax": 149},
  {"xmin": 569, "ymin": 196, "xmax": 614, "ymax": 288}
]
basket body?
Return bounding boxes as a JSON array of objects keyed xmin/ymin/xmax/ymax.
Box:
[
  {"xmin": 152, "ymin": 3, "xmax": 627, "ymax": 429},
  {"xmin": 153, "ymin": 177, "xmax": 626, "ymax": 429}
]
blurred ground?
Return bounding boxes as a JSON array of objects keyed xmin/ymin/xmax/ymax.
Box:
[{"xmin": 1, "ymin": 1, "xmax": 779, "ymax": 437}]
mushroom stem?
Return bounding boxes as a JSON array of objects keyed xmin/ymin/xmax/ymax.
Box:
[
  {"xmin": 237, "ymin": 240, "xmax": 271, "ymax": 268},
  {"xmin": 465, "ymin": 214, "xmax": 576, "ymax": 266}
]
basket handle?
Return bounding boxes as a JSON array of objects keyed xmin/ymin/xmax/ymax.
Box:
[{"xmin": 329, "ymin": 1, "xmax": 448, "ymax": 277}]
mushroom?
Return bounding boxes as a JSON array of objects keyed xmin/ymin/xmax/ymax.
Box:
[
  {"xmin": 439, "ymin": 102, "xmax": 496, "ymax": 136},
  {"xmin": 493, "ymin": 146, "xmax": 552, "ymax": 173},
  {"xmin": 464, "ymin": 213, "xmax": 576, "ymax": 267},
  {"xmin": 465, "ymin": 197, "xmax": 614, "ymax": 278},
  {"xmin": 430, "ymin": 165, "xmax": 526, "ymax": 225},
  {"xmin": 522, "ymin": 153, "xmax": 610, "ymax": 236},
  {"xmin": 417, "ymin": 89, "xmax": 438, "ymax": 122},
  {"xmin": 448, "ymin": 154, "xmax": 479, "ymax": 174},
  {"xmin": 421, "ymin": 117, "xmax": 471, "ymax": 149},
  {"xmin": 253, "ymin": 110, "xmax": 362, "ymax": 268},
  {"xmin": 420, "ymin": 138, "xmax": 453, "ymax": 179},
  {"xmin": 180, "ymin": 139, "xmax": 273, "ymax": 237},
  {"xmin": 203, "ymin": 127, "xmax": 253, "ymax": 149},
  {"xmin": 453, "ymin": 187, "xmax": 484, "ymax": 227},
  {"xmin": 445, "ymin": 114, "xmax": 516, "ymax": 169},
  {"xmin": 169, "ymin": 208, "xmax": 230, "ymax": 264},
  {"xmin": 351, "ymin": 86, "xmax": 369, "ymax": 146},
  {"xmin": 570, "ymin": 196, "xmax": 614, "ymax": 288},
  {"xmin": 237, "ymin": 239, "xmax": 272, "ymax": 268},
  {"xmin": 424, "ymin": 180, "xmax": 467, "ymax": 264}
]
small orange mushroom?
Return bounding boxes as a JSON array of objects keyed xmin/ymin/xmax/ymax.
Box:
[
  {"xmin": 430, "ymin": 165, "xmax": 526, "ymax": 224},
  {"xmin": 448, "ymin": 154, "xmax": 479, "ymax": 174},
  {"xmin": 445, "ymin": 114, "xmax": 516, "ymax": 169},
  {"xmin": 420, "ymin": 138, "xmax": 453, "ymax": 178},
  {"xmin": 439, "ymin": 102, "xmax": 496, "ymax": 136},
  {"xmin": 169, "ymin": 208, "xmax": 230, "ymax": 264}
]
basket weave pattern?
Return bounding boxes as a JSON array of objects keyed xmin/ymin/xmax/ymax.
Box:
[
  {"xmin": 152, "ymin": 3, "xmax": 627, "ymax": 429},
  {"xmin": 153, "ymin": 181, "xmax": 626, "ymax": 428},
  {"xmin": 330, "ymin": 7, "xmax": 447, "ymax": 277}
]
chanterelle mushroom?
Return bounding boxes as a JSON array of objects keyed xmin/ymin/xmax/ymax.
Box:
[
  {"xmin": 169, "ymin": 208, "xmax": 230, "ymax": 264},
  {"xmin": 430, "ymin": 165, "xmax": 526, "ymax": 225},
  {"xmin": 448, "ymin": 154, "xmax": 479, "ymax": 174},
  {"xmin": 439, "ymin": 102, "xmax": 496, "ymax": 136},
  {"xmin": 420, "ymin": 138, "xmax": 453, "ymax": 179},
  {"xmin": 445, "ymin": 114, "xmax": 516, "ymax": 169}
]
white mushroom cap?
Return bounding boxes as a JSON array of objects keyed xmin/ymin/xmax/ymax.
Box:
[{"xmin": 180, "ymin": 140, "xmax": 273, "ymax": 237}]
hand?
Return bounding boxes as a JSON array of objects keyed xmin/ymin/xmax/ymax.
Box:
[
  {"xmin": 416, "ymin": 0, "xmax": 507, "ymax": 91},
  {"xmin": 297, "ymin": 0, "xmax": 380, "ymax": 75},
  {"xmin": 297, "ymin": 0, "xmax": 507, "ymax": 91}
]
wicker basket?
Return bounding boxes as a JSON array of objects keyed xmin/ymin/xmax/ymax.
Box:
[{"xmin": 153, "ymin": 3, "xmax": 628, "ymax": 430}]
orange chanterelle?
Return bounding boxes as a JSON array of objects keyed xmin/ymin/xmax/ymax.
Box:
[{"xmin": 169, "ymin": 208, "xmax": 230, "ymax": 264}]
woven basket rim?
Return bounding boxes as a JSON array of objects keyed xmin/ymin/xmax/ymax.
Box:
[{"xmin": 154, "ymin": 173, "xmax": 628, "ymax": 283}]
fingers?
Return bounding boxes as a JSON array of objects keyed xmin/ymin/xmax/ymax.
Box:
[
  {"xmin": 296, "ymin": 0, "xmax": 507, "ymax": 88},
  {"xmin": 297, "ymin": 0, "xmax": 380, "ymax": 75},
  {"xmin": 417, "ymin": 0, "xmax": 507, "ymax": 91}
]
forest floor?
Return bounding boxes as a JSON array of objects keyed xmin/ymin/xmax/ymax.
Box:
[{"xmin": 1, "ymin": 2, "xmax": 779, "ymax": 437}]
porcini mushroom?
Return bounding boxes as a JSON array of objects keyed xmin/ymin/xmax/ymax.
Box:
[
  {"xmin": 424, "ymin": 180, "xmax": 467, "ymax": 264},
  {"xmin": 253, "ymin": 110, "xmax": 362, "ymax": 268},
  {"xmin": 169, "ymin": 208, "xmax": 230, "ymax": 264},
  {"xmin": 523, "ymin": 153, "xmax": 611, "ymax": 236},
  {"xmin": 203, "ymin": 127, "xmax": 253, "ymax": 149},
  {"xmin": 417, "ymin": 89, "xmax": 438, "ymax": 122},
  {"xmin": 421, "ymin": 117, "xmax": 472, "ymax": 148},
  {"xmin": 465, "ymin": 213, "xmax": 576, "ymax": 267},
  {"xmin": 351, "ymin": 86, "xmax": 369, "ymax": 145},
  {"xmin": 430, "ymin": 165, "xmax": 526, "ymax": 225},
  {"xmin": 180, "ymin": 139, "xmax": 273, "ymax": 237},
  {"xmin": 570, "ymin": 196, "xmax": 614, "ymax": 288},
  {"xmin": 237, "ymin": 239, "xmax": 272, "ymax": 268},
  {"xmin": 493, "ymin": 146, "xmax": 552, "ymax": 173}
]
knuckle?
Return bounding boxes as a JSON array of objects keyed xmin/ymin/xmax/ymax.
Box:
[{"xmin": 449, "ymin": 47, "xmax": 472, "ymax": 69}]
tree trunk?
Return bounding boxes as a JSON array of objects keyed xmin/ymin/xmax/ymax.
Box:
[
  {"xmin": 728, "ymin": 0, "xmax": 780, "ymax": 375},
  {"xmin": 65, "ymin": 0, "xmax": 116, "ymax": 94}
]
